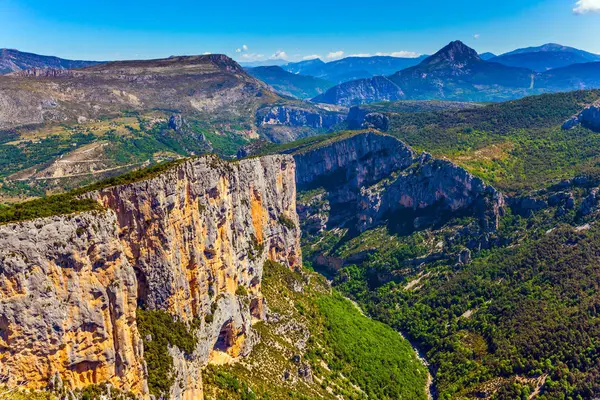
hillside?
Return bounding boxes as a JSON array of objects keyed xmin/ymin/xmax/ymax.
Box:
[
  {"xmin": 0, "ymin": 48, "xmax": 102, "ymax": 74},
  {"xmin": 349, "ymin": 90, "xmax": 600, "ymax": 193},
  {"xmin": 0, "ymin": 151, "xmax": 429, "ymax": 400},
  {"xmin": 246, "ymin": 65, "xmax": 334, "ymax": 99},
  {"xmin": 0, "ymin": 54, "xmax": 343, "ymax": 200},
  {"xmin": 490, "ymin": 43, "xmax": 600, "ymax": 72},
  {"xmin": 312, "ymin": 75, "xmax": 406, "ymax": 106},
  {"xmin": 271, "ymin": 116, "xmax": 600, "ymax": 398},
  {"xmin": 490, "ymin": 51, "xmax": 600, "ymax": 72},
  {"xmin": 314, "ymin": 41, "xmax": 538, "ymax": 105}
]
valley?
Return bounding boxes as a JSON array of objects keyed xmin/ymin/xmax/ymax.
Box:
[{"xmin": 2, "ymin": 38, "xmax": 600, "ymax": 400}]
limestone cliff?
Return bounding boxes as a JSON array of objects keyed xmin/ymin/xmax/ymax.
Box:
[
  {"xmin": 0, "ymin": 155, "xmax": 300, "ymax": 399},
  {"xmin": 293, "ymin": 131, "xmax": 504, "ymax": 234},
  {"xmin": 562, "ymin": 101, "xmax": 600, "ymax": 132},
  {"xmin": 255, "ymin": 104, "xmax": 346, "ymax": 143}
]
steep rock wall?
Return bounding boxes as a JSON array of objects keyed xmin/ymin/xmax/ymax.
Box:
[
  {"xmin": 0, "ymin": 212, "xmax": 145, "ymax": 394},
  {"xmin": 0, "ymin": 155, "xmax": 301, "ymax": 399},
  {"xmin": 294, "ymin": 132, "xmax": 504, "ymax": 233}
]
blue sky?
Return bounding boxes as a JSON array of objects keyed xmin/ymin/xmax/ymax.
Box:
[{"xmin": 1, "ymin": 0, "xmax": 599, "ymax": 62}]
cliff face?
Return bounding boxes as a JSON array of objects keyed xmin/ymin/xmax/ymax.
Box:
[
  {"xmin": 563, "ymin": 102, "xmax": 600, "ymax": 132},
  {"xmin": 0, "ymin": 155, "xmax": 301, "ymax": 399},
  {"xmin": 0, "ymin": 212, "xmax": 145, "ymax": 394},
  {"xmin": 256, "ymin": 105, "xmax": 344, "ymax": 130},
  {"xmin": 346, "ymin": 106, "xmax": 390, "ymax": 131},
  {"xmin": 294, "ymin": 132, "xmax": 504, "ymax": 234},
  {"xmin": 255, "ymin": 105, "xmax": 346, "ymax": 143}
]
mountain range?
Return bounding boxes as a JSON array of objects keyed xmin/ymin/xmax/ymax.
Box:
[
  {"xmin": 6, "ymin": 34, "xmax": 600, "ymax": 400},
  {"xmin": 313, "ymin": 41, "xmax": 600, "ymax": 104},
  {"xmin": 489, "ymin": 43, "xmax": 600, "ymax": 71},
  {"xmin": 245, "ymin": 65, "xmax": 334, "ymax": 99},
  {"xmin": 282, "ymin": 55, "xmax": 429, "ymax": 84}
]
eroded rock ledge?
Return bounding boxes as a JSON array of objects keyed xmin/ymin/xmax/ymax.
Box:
[{"xmin": 0, "ymin": 155, "xmax": 301, "ymax": 399}]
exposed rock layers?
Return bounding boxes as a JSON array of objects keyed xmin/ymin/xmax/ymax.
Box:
[
  {"xmin": 293, "ymin": 131, "xmax": 504, "ymax": 234},
  {"xmin": 0, "ymin": 155, "xmax": 301, "ymax": 399}
]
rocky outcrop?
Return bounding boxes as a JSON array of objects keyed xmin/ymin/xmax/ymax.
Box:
[
  {"xmin": 346, "ymin": 106, "xmax": 390, "ymax": 131},
  {"xmin": 507, "ymin": 196, "xmax": 549, "ymax": 217},
  {"xmin": 293, "ymin": 131, "xmax": 504, "ymax": 234},
  {"xmin": 0, "ymin": 155, "xmax": 301, "ymax": 399},
  {"xmin": 255, "ymin": 105, "xmax": 346, "ymax": 143},
  {"xmin": 256, "ymin": 105, "xmax": 345, "ymax": 130},
  {"xmin": 580, "ymin": 188, "xmax": 600, "ymax": 216},
  {"xmin": 562, "ymin": 102, "xmax": 600, "ymax": 132}
]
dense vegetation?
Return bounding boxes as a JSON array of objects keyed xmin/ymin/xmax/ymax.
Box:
[
  {"xmin": 202, "ymin": 260, "xmax": 428, "ymax": 400},
  {"xmin": 297, "ymin": 181, "xmax": 600, "ymax": 399},
  {"xmin": 0, "ymin": 132, "xmax": 96, "ymax": 176},
  {"xmin": 317, "ymin": 293, "xmax": 430, "ymax": 399},
  {"xmin": 379, "ymin": 90, "xmax": 600, "ymax": 194},
  {"xmin": 345, "ymin": 223, "xmax": 600, "ymax": 400},
  {"xmin": 136, "ymin": 309, "xmax": 197, "ymax": 397}
]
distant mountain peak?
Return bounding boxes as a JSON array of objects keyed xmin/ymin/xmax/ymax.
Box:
[{"xmin": 423, "ymin": 40, "xmax": 481, "ymax": 66}]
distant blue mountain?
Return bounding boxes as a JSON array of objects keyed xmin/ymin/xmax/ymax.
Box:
[
  {"xmin": 246, "ymin": 66, "xmax": 334, "ymax": 99},
  {"xmin": 479, "ymin": 52, "xmax": 497, "ymax": 60},
  {"xmin": 283, "ymin": 55, "xmax": 428, "ymax": 84},
  {"xmin": 490, "ymin": 43, "xmax": 600, "ymax": 71}
]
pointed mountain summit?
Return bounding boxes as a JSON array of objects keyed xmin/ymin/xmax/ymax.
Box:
[{"xmin": 421, "ymin": 40, "xmax": 482, "ymax": 67}]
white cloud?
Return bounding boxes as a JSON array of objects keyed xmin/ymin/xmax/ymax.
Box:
[
  {"xmin": 240, "ymin": 53, "xmax": 265, "ymax": 61},
  {"xmin": 270, "ymin": 50, "xmax": 288, "ymax": 60},
  {"xmin": 474, "ymin": 34, "xmax": 480, "ymax": 39},
  {"xmin": 574, "ymin": 0, "xmax": 600, "ymax": 13},
  {"xmin": 346, "ymin": 51, "xmax": 421, "ymax": 58},
  {"xmin": 236, "ymin": 45, "xmax": 249, "ymax": 53},
  {"xmin": 379, "ymin": 51, "xmax": 421, "ymax": 58},
  {"xmin": 302, "ymin": 54, "xmax": 321, "ymax": 60},
  {"xmin": 327, "ymin": 50, "xmax": 345, "ymax": 59}
]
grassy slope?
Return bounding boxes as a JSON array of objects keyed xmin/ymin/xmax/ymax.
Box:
[{"xmin": 202, "ymin": 260, "xmax": 428, "ymax": 400}]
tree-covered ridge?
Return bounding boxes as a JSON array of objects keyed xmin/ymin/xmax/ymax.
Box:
[
  {"xmin": 347, "ymin": 223, "xmax": 600, "ymax": 399},
  {"xmin": 0, "ymin": 158, "xmax": 185, "ymax": 224},
  {"xmin": 378, "ymin": 90, "xmax": 600, "ymax": 194}
]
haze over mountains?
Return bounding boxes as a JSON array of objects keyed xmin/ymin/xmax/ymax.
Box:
[{"xmin": 489, "ymin": 43, "xmax": 600, "ymax": 71}]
